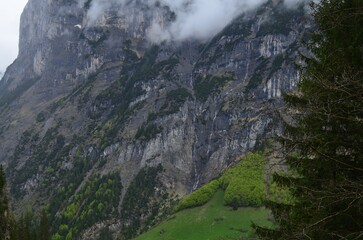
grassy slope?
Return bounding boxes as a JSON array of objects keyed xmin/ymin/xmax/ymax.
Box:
[{"xmin": 134, "ymin": 190, "xmax": 271, "ymax": 240}]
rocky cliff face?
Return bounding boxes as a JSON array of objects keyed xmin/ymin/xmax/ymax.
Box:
[{"xmin": 0, "ymin": 0, "xmax": 310, "ymax": 239}]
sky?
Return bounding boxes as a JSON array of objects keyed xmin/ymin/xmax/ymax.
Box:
[{"xmin": 0, "ymin": 0, "xmax": 28, "ymax": 76}]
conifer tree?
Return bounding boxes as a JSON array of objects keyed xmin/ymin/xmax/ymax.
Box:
[
  {"xmin": 0, "ymin": 165, "xmax": 9, "ymax": 240},
  {"xmin": 17, "ymin": 212, "xmax": 32, "ymax": 240},
  {"xmin": 255, "ymin": 0, "xmax": 363, "ymax": 239},
  {"xmin": 0, "ymin": 165, "xmax": 18, "ymax": 240},
  {"xmin": 39, "ymin": 210, "xmax": 50, "ymax": 240}
]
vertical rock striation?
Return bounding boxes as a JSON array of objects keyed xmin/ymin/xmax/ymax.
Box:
[{"xmin": 0, "ymin": 0, "xmax": 310, "ymax": 238}]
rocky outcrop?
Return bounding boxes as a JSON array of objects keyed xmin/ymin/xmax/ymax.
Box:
[{"xmin": 0, "ymin": 0, "xmax": 309, "ymax": 238}]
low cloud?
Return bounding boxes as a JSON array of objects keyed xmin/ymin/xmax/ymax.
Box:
[
  {"xmin": 84, "ymin": 0, "xmax": 315, "ymax": 43},
  {"xmin": 147, "ymin": 0, "xmax": 266, "ymax": 43}
]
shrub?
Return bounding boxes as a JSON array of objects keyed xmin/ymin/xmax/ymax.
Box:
[
  {"xmin": 194, "ymin": 75, "xmax": 230, "ymax": 101},
  {"xmin": 175, "ymin": 153, "xmax": 267, "ymax": 211},
  {"xmin": 135, "ymin": 123, "xmax": 163, "ymax": 141},
  {"xmin": 220, "ymin": 153, "xmax": 266, "ymax": 208},
  {"xmin": 176, "ymin": 180, "xmax": 220, "ymax": 211}
]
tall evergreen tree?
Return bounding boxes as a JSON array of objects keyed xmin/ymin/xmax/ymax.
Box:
[
  {"xmin": 0, "ymin": 165, "xmax": 18, "ymax": 240},
  {"xmin": 17, "ymin": 212, "xmax": 31, "ymax": 240},
  {"xmin": 0, "ymin": 165, "xmax": 9, "ymax": 240},
  {"xmin": 255, "ymin": 0, "xmax": 363, "ymax": 239},
  {"xmin": 39, "ymin": 210, "xmax": 50, "ymax": 240}
]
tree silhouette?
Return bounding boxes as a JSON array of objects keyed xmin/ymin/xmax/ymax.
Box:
[
  {"xmin": 255, "ymin": 0, "xmax": 363, "ymax": 239},
  {"xmin": 39, "ymin": 210, "xmax": 50, "ymax": 240},
  {"xmin": 0, "ymin": 165, "xmax": 9, "ymax": 240}
]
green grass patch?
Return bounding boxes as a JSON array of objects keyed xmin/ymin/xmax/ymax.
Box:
[{"xmin": 135, "ymin": 190, "xmax": 271, "ymax": 240}]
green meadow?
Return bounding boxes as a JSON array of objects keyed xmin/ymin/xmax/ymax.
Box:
[
  {"xmin": 135, "ymin": 153, "xmax": 275, "ymax": 240},
  {"xmin": 135, "ymin": 191, "xmax": 271, "ymax": 240}
]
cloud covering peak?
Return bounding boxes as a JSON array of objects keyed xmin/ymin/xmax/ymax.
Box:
[
  {"xmin": 83, "ymin": 0, "xmax": 311, "ymax": 43},
  {"xmin": 147, "ymin": 0, "xmax": 266, "ymax": 43}
]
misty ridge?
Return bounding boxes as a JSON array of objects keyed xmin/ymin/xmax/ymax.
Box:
[{"xmin": 80, "ymin": 0, "xmax": 314, "ymax": 43}]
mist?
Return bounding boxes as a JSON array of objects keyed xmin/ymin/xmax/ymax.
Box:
[
  {"xmin": 84, "ymin": 0, "xmax": 314, "ymax": 43},
  {"xmin": 147, "ymin": 0, "xmax": 267, "ymax": 43}
]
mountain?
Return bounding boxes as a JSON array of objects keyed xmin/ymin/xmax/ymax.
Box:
[{"xmin": 0, "ymin": 0, "xmax": 310, "ymax": 239}]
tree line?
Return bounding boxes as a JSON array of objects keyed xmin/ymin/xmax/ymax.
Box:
[
  {"xmin": 1, "ymin": 165, "xmax": 50, "ymax": 240},
  {"xmin": 255, "ymin": 0, "xmax": 363, "ymax": 239}
]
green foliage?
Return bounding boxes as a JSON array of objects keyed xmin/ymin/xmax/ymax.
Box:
[
  {"xmin": 65, "ymin": 231, "xmax": 72, "ymax": 240},
  {"xmin": 10, "ymin": 127, "xmax": 67, "ymax": 198},
  {"xmin": 254, "ymin": 138, "xmax": 274, "ymax": 154},
  {"xmin": 245, "ymin": 53, "xmax": 285, "ymax": 92},
  {"xmin": 63, "ymin": 203, "xmax": 78, "ymax": 220},
  {"xmin": 98, "ymin": 227, "xmax": 113, "ymax": 240},
  {"xmin": 266, "ymin": 178, "xmax": 294, "ymax": 205},
  {"xmin": 159, "ymin": 88, "xmax": 192, "ymax": 115},
  {"xmin": 51, "ymin": 233, "xmax": 62, "ymax": 240},
  {"xmin": 52, "ymin": 174, "xmax": 122, "ymax": 239},
  {"xmin": 145, "ymin": 88, "xmax": 192, "ymax": 122},
  {"xmin": 58, "ymin": 224, "xmax": 68, "ymax": 234},
  {"xmin": 49, "ymin": 142, "xmax": 94, "ymax": 221},
  {"xmin": 268, "ymin": 54, "xmax": 284, "ymax": 79},
  {"xmin": 92, "ymin": 45, "xmax": 172, "ymax": 148},
  {"xmin": 16, "ymin": 212, "xmax": 32, "ymax": 240},
  {"xmin": 257, "ymin": 4, "xmax": 305, "ymax": 37},
  {"xmin": 39, "ymin": 210, "xmax": 51, "ymax": 240},
  {"xmin": 0, "ymin": 165, "xmax": 9, "ymax": 240},
  {"xmin": 176, "ymin": 153, "xmax": 267, "ymax": 212},
  {"xmin": 176, "ymin": 180, "xmax": 220, "ymax": 211},
  {"xmin": 131, "ymin": 45, "xmax": 160, "ymax": 81},
  {"xmin": 135, "ymin": 123, "xmax": 163, "ymax": 142},
  {"xmin": 0, "ymin": 168, "xmax": 51, "ymax": 240},
  {"xmin": 245, "ymin": 58, "xmax": 269, "ymax": 91},
  {"xmin": 15, "ymin": 210, "xmax": 41, "ymax": 240},
  {"xmin": 222, "ymin": 19, "xmax": 253, "ymax": 52},
  {"xmin": 146, "ymin": 111, "xmax": 158, "ymax": 122},
  {"xmin": 121, "ymin": 165, "xmax": 164, "ymax": 239},
  {"xmin": 36, "ymin": 112, "xmax": 46, "ymax": 122},
  {"xmin": 256, "ymin": 1, "xmax": 363, "ymax": 239},
  {"xmin": 220, "ymin": 153, "xmax": 266, "ymax": 208},
  {"xmin": 194, "ymin": 74, "xmax": 232, "ymax": 101},
  {"xmin": 91, "ymin": 45, "xmax": 180, "ymax": 149}
]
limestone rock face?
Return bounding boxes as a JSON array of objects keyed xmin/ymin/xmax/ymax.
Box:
[{"xmin": 0, "ymin": 0, "xmax": 309, "ymax": 238}]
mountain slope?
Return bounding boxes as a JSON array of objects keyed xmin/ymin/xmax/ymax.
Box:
[
  {"xmin": 135, "ymin": 190, "xmax": 271, "ymax": 240},
  {"xmin": 135, "ymin": 153, "xmax": 275, "ymax": 240},
  {"xmin": 0, "ymin": 0, "xmax": 310, "ymax": 239}
]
